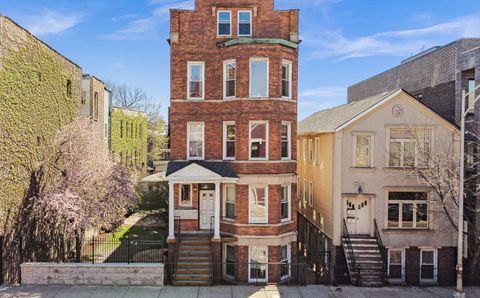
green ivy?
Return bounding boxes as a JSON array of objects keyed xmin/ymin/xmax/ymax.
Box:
[
  {"xmin": 0, "ymin": 27, "xmax": 81, "ymax": 233},
  {"xmin": 110, "ymin": 109, "xmax": 148, "ymax": 169}
]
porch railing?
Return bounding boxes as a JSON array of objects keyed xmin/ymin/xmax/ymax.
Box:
[
  {"xmin": 342, "ymin": 218, "xmax": 360, "ymax": 286},
  {"xmin": 374, "ymin": 218, "xmax": 388, "ymax": 284}
]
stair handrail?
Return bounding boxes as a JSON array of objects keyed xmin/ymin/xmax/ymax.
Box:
[
  {"xmin": 173, "ymin": 216, "xmax": 181, "ymax": 283},
  {"xmin": 374, "ymin": 219, "xmax": 388, "ymax": 284},
  {"xmin": 342, "ymin": 218, "xmax": 360, "ymax": 286}
]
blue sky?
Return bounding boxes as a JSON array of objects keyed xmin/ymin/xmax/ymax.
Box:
[{"xmin": 1, "ymin": 0, "xmax": 480, "ymax": 120}]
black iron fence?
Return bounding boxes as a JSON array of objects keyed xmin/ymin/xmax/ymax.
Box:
[{"xmin": 21, "ymin": 236, "xmax": 166, "ymax": 264}]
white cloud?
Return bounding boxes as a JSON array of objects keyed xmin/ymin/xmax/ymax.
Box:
[
  {"xmin": 277, "ymin": 0, "xmax": 342, "ymax": 7},
  {"xmin": 298, "ymin": 86, "xmax": 347, "ymax": 119},
  {"xmin": 300, "ymin": 86, "xmax": 346, "ymax": 98},
  {"xmin": 22, "ymin": 9, "xmax": 85, "ymax": 35},
  {"xmin": 103, "ymin": 0, "xmax": 193, "ymax": 40},
  {"xmin": 303, "ymin": 14, "xmax": 480, "ymax": 61}
]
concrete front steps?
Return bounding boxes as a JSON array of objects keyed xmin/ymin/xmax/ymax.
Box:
[
  {"xmin": 173, "ymin": 236, "xmax": 212, "ymax": 286},
  {"xmin": 342, "ymin": 236, "xmax": 386, "ymax": 287}
]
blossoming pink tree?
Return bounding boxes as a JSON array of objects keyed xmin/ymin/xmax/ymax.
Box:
[{"xmin": 3, "ymin": 117, "xmax": 137, "ymax": 283}]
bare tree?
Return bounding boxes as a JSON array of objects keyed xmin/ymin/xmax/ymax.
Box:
[
  {"xmin": 2, "ymin": 117, "xmax": 137, "ymax": 284},
  {"xmin": 402, "ymin": 124, "xmax": 480, "ymax": 284}
]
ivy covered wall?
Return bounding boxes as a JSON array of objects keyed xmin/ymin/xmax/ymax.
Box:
[
  {"xmin": 111, "ymin": 107, "xmax": 148, "ymax": 170},
  {"xmin": 0, "ymin": 17, "xmax": 82, "ymax": 234}
]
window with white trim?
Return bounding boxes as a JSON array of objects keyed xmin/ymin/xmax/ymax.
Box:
[
  {"xmin": 187, "ymin": 62, "xmax": 204, "ymax": 99},
  {"xmin": 224, "ymin": 60, "xmax": 236, "ymax": 98},
  {"xmin": 238, "ymin": 11, "xmax": 252, "ymax": 36},
  {"xmin": 420, "ymin": 249, "xmax": 437, "ymax": 283},
  {"xmin": 354, "ymin": 134, "xmax": 372, "ymax": 167},
  {"xmin": 249, "ymin": 246, "xmax": 267, "ymax": 282},
  {"xmin": 388, "ymin": 249, "xmax": 404, "ymax": 282},
  {"xmin": 303, "ymin": 180, "xmax": 307, "ymax": 206},
  {"xmin": 280, "ymin": 185, "xmax": 291, "ymax": 221},
  {"xmin": 249, "ymin": 186, "xmax": 268, "ymax": 223},
  {"xmin": 314, "ymin": 138, "xmax": 320, "ymax": 164},
  {"xmin": 249, "ymin": 121, "xmax": 268, "ymax": 160},
  {"xmin": 303, "ymin": 139, "xmax": 307, "ymax": 161},
  {"xmin": 281, "ymin": 122, "xmax": 291, "ymax": 159},
  {"xmin": 180, "ymin": 184, "xmax": 192, "ymax": 207},
  {"xmin": 308, "ymin": 139, "xmax": 313, "ymax": 162},
  {"xmin": 282, "ymin": 60, "xmax": 292, "ymax": 98},
  {"xmin": 225, "ymin": 244, "xmax": 235, "ymax": 277},
  {"xmin": 250, "ymin": 58, "xmax": 268, "ymax": 98},
  {"xmin": 223, "ymin": 122, "xmax": 236, "ymax": 160},
  {"xmin": 308, "ymin": 181, "xmax": 313, "ymax": 207},
  {"xmin": 388, "ymin": 128, "xmax": 431, "ymax": 167},
  {"xmin": 217, "ymin": 11, "xmax": 231, "ymax": 36},
  {"xmin": 280, "ymin": 244, "xmax": 291, "ymax": 280},
  {"xmin": 387, "ymin": 191, "xmax": 428, "ymax": 229},
  {"xmin": 187, "ymin": 122, "xmax": 204, "ymax": 160},
  {"xmin": 224, "ymin": 184, "xmax": 235, "ymax": 220}
]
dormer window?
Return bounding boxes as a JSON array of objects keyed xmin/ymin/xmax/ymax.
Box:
[
  {"xmin": 238, "ymin": 11, "xmax": 252, "ymax": 36},
  {"xmin": 218, "ymin": 11, "xmax": 231, "ymax": 36}
]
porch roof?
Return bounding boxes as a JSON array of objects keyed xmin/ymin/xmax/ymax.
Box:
[{"xmin": 166, "ymin": 161, "xmax": 238, "ymax": 178}]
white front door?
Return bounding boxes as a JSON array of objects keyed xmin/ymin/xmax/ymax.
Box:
[
  {"xmin": 199, "ymin": 190, "xmax": 215, "ymax": 230},
  {"xmin": 344, "ymin": 197, "xmax": 371, "ymax": 235}
]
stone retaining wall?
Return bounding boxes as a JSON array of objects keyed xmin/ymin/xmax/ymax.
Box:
[{"xmin": 20, "ymin": 263, "xmax": 164, "ymax": 286}]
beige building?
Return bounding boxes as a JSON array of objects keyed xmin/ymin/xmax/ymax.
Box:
[
  {"xmin": 81, "ymin": 75, "xmax": 111, "ymax": 145},
  {"xmin": 297, "ymin": 89, "xmax": 460, "ymax": 286}
]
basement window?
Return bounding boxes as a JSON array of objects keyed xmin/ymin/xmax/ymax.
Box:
[{"xmin": 388, "ymin": 249, "xmax": 405, "ymax": 284}]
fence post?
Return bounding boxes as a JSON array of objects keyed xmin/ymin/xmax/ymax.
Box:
[
  {"xmin": 92, "ymin": 235, "xmax": 95, "ymax": 264},
  {"xmin": 0, "ymin": 236, "xmax": 3, "ymax": 286},
  {"xmin": 127, "ymin": 236, "xmax": 130, "ymax": 264}
]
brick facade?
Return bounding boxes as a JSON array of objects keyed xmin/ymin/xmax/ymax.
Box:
[
  {"xmin": 348, "ymin": 39, "xmax": 480, "ymax": 124},
  {"xmin": 168, "ymin": 0, "xmax": 299, "ymax": 283}
]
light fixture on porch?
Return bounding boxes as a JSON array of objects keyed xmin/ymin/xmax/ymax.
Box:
[{"xmin": 354, "ymin": 182, "xmax": 364, "ymax": 194}]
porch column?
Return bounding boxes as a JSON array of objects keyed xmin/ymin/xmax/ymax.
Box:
[
  {"xmin": 168, "ymin": 180, "xmax": 175, "ymax": 240},
  {"xmin": 214, "ymin": 182, "xmax": 221, "ymax": 239}
]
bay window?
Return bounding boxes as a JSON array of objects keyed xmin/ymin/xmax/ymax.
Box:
[
  {"xmin": 223, "ymin": 122, "xmax": 236, "ymax": 160},
  {"xmin": 250, "ymin": 58, "xmax": 268, "ymax": 98},
  {"xmin": 187, "ymin": 62, "xmax": 204, "ymax": 99},
  {"xmin": 224, "ymin": 185, "xmax": 235, "ymax": 220},
  {"xmin": 249, "ymin": 246, "xmax": 268, "ymax": 282},
  {"xmin": 387, "ymin": 191, "xmax": 428, "ymax": 229},
  {"xmin": 280, "ymin": 185, "xmax": 291, "ymax": 221},
  {"xmin": 238, "ymin": 11, "xmax": 252, "ymax": 36},
  {"xmin": 223, "ymin": 60, "xmax": 236, "ymax": 98},
  {"xmin": 187, "ymin": 122, "xmax": 204, "ymax": 160},
  {"xmin": 249, "ymin": 186, "xmax": 268, "ymax": 223},
  {"xmin": 282, "ymin": 60, "xmax": 292, "ymax": 98},
  {"xmin": 249, "ymin": 121, "xmax": 268, "ymax": 160},
  {"xmin": 280, "ymin": 244, "xmax": 291, "ymax": 280},
  {"xmin": 217, "ymin": 11, "xmax": 231, "ymax": 36},
  {"xmin": 281, "ymin": 122, "xmax": 291, "ymax": 159}
]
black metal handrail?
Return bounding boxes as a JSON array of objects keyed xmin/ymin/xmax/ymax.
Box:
[
  {"xmin": 209, "ymin": 215, "xmax": 215, "ymax": 285},
  {"xmin": 374, "ymin": 219, "xmax": 388, "ymax": 284},
  {"xmin": 174, "ymin": 216, "xmax": 181, "ymax": 237},
  {"xmin": 173, "ymin": 216, "xmax": 181, "ymax": 282},
  {"xmin": 342, "ymin": 219, "xmax": 360, "ymax": 286}
]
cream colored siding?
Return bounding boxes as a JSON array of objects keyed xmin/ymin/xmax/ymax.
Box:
[{"xmin": 297, "ymin": 133, "xmax": 334, "ymax": 238}]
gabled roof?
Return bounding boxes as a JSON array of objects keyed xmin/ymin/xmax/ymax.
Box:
[
  {"xmin": 166, "ymin": 161, "xmax": 238, "ymax": 178},
  {"xmin": 299, "ymin": 90, "xmax": 400, "ymax": 134},
  {"xmin": 299, "ymin": 89, "xmax": 459, "ymax": 135}
]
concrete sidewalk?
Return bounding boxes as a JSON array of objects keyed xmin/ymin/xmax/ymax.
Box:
[{"xmin": 1, "ymin": 285, "xmax": 479, "ymax": 298}]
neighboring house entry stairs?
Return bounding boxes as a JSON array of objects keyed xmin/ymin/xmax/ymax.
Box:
[
  {"xmin": 342, "ymin": 220, "xmax": 386, "ymax": 287},
  {"xmin": 173, "ymin": 235, "xmax": 212, "ymax": 286}
]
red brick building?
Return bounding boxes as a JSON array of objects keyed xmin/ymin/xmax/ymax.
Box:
[{"xmin": 166, "ymin": 0, "xmax": 299, "ymax": 284}]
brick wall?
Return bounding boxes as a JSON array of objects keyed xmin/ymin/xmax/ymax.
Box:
[
  {"xmin": 348, "ymin": 39, "xmax": 480, "ymax": 124},
  {"xmin": 21, "ymin": 263, "xmax": 164, "ymax": 286}
]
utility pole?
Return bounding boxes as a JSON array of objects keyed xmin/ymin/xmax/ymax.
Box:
[{"xmin": 455, "ymin": 85, "xmax": 479, "ymax": 298}]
